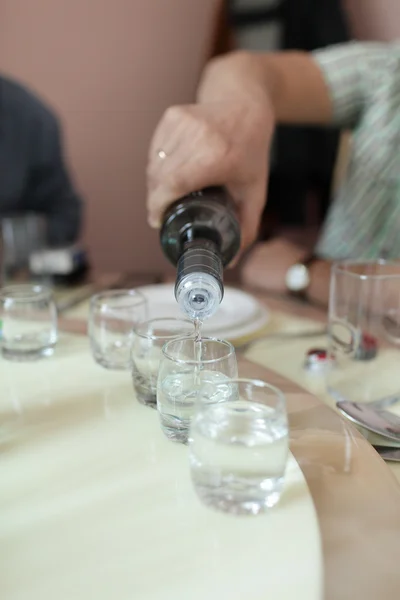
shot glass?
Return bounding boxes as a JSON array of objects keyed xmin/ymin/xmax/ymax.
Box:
[
  {"xmin": 131, "ymin": 317, "xmax": 194, "ymax": 408},
  {"xmin": 0, "ymin": 284, "xmax": 57, "ymax": 361},
  {"xmin": 89, "ymin": 289, "xmax": 147, "ymax": 370},
  {"xmin": 157, "ymin": 336, "xmax": 238, "ymax": 443},
  {"xmin": 189, "ymin": 378, "xmax": 289, "ymax": 515}
]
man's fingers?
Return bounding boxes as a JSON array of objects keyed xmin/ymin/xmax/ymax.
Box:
[
  {"xmin": 146, "ymin": 102, "xmax": 271, "ymax": 243},
  {"xmin": 146, "ymin": 162, "xmax": 225, "ymax": 228},
  {"xmin": 147, "ymin": 142, "xmax": 232, "ymax": 228}
]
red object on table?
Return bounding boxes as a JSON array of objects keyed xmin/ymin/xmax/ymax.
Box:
[
  {"xmin": 304, "ymin": 348, "xmax": 335, "ymax": 373},
  {"xmin": 355, "ymin": 332, "xmax": 378, "ymax": 361}
]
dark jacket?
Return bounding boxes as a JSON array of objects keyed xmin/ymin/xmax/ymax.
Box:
[{"xmin": 0, "ymin": 76, "xmax": 83, "ymax": 245}]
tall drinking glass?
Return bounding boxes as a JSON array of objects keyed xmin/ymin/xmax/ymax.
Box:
[
  {"xmin": 0, "ymin": 284, "xmax": 57, "ymax": 360},
  {"xmin": 157, "ymin": 336, "xmax": 238, "ymax": 443},
  {"xmin": 327, "ymin": 261, "xmax": 400, "ymax": 404},
  {"xmin": 89, "ymin": 289, "xmax": 147, "ymax": 370},
  {"xmin": 1, "ymin": 214, "xmax": 47, "ymax": 283},
  {"xmin": 131, "ymin": 317, "xmax": 194, "ymax": 408}
]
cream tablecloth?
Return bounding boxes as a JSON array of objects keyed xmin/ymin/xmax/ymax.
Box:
[
  {"xmin": 4, "ymin": 302, "xmax": 400, "ymax": 598},
  {"xmin": 0, "ymin": 334, "xmax": 322, "ymax": 600}
]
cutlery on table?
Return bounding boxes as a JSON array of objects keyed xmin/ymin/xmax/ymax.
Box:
[
  {"xmin": 337, "ymin": 394, "xmax": 400, "ymax": 443},
  {"xmin": 56, "ymin": 274, "xmax": 127, "ymax": 314},
  {"xmin": 373, "ymin": 445, "xmax": 400, "ymax": 462},
  {"xmin": 237, "ymin": 327, "xmax": 327, "ymax": 352},
  {"xmin": 56, "ymin": 273, "xmax": 161, "ymax": 314}
]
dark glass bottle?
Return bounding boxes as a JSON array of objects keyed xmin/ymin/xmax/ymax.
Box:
[{"xmin": 160, "ymin": 187, "xmax": 241, "ymax": 320}]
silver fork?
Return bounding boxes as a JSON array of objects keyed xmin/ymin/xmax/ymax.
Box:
[{"xmin": 337, "ymin": 393, "xmax": 400, "ymax": 443}]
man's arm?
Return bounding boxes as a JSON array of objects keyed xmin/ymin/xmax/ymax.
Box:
[
  {"xmin": 147, "ymin": 43, "xmax": 379, "ymax": 247},
  {"xmin": 198, "ymin": 43, "xmax": 379, "ymax": 128},
  {"xmin": 22, "ymin": 112, "xmax": 83, "ymax": 247},
  {"xmin": 197, "ymin": 50, "xmax": 334, "ymax": 125},
  {"xmin": 241, "ymin": 237, "xmax": 332, "ymax": 306},
  {"xmin": 307, "ymin": 258, "xmax": 332, "ymax": 306}
]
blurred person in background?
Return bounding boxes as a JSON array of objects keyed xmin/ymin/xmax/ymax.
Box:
[
  {"xmin": 0, "ymin": 74, "xmax": 83, "ymax": 246},
  {"xmin": 228, "ymin": 0, "xmax": 349, "ymax": 247},
  {"xmin": 147, "ymin": 41, "xmax": 400, "ymax": 305}
]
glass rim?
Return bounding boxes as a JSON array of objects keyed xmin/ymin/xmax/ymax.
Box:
[
  {"xmin": 217, "ymin": 377, "xmax": 286, "ymax": 404},
  {"xmin": 162, "ymin": 335, "xmax": 235, "ymax": 365},
  {"xmin": 333, "ymin": 259, "xmax": 400, "ymax": 280},
  {"xmin": 195, "ymin": 378, "xmax": 287, "ymax": 419},
  {"xmin": 90, "ymin": 288, "xmax": 147, "ymax": 308},
  {"xmin": 133, "ymin": 317, "xmax": 193, "ymax": 340},
  {"xmin": 0, "ymin": 284, "xmax": 52, "ymax": 301}
]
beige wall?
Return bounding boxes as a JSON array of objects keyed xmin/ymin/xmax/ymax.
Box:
[
  {"xmin": 0, "ymin": 0, "xmax": 219, "ymax": 273},
  {"xmin": 344, "ymin": 0, "xmax": 400, "ymax": 40}
]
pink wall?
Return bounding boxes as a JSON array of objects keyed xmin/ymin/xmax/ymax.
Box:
[
  {"xmin": 0, "ymin": 0, "xmax": 219, "ymax": 273},
  {"xmin": 343, "ymin": 0, "xmax": 400, "ymax": 40}
]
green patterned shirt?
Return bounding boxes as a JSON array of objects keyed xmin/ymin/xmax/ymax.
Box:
[{"xmin": 313, "ymin": 43, "xmax": 400, "ymax": 260}]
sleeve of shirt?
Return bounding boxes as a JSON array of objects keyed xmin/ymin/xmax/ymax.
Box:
[{"xmin": 312, "ymin": 42, "xmax": 394, "ymax": 128}]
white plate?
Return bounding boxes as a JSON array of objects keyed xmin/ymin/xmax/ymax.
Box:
[{"xmin": 138, "ymin": 284, "xmax": 269, "ymax": 341}]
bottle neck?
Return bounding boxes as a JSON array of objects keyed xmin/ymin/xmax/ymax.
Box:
[{"xmin": 174, "ymin": 239, "xmax": 223, "ymax": 320}]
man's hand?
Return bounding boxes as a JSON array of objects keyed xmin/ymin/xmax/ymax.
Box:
[
  {"xmin": 146, "ymin": 50, "xmax": 333, "ymax": 252},
  {"xmin": 241, "ymin": 238, "xmax": 307, "ymax": 293},
  {"xmin": 146, "ymin": 97, "xmax": 274, "ymax": 250}
]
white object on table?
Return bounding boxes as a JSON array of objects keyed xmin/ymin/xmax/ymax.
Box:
[{"xmin": 139, "ymin": 284, "xmax": 269, "ymax": 340}]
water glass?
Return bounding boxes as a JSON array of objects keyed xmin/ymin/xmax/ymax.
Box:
[
  {"xmin": 327, "ymin": 261, "xmax": 400, "ymax": 403},
  {"xmin": 131, "ymin": 317, "xmax": 194, "ymax": 408},
  {"xmin": 0, "ymin": 284, "xmax": 57, "ymax": 360},
  {"xmin": 89, "ymin": 289, "xmax": 148, "ymax": 370},
  {"xmin": 1, "ymin": 214, "xmax": 47, "ymax": 283},
  {"xmin": 157, "ymin": 336, "xmax": 238, "ymax": 443},
  {"xmin": 189, "ymin": 378, "xmax": 288, "ymax": 515}
]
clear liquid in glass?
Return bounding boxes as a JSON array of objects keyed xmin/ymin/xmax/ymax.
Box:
[
  {"xmin": 157, "ymin": 369, "xmax": 233, "ymax": 444},
  {"xmin": 132, "ymin": 347, "xmax": 162, "ymax": 408},
  {"xmin": 189, "ymin": 401, "xmax": 288, "ymax": 514}
]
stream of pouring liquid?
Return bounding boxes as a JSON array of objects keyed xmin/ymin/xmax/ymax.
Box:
[{"xmin": 194, "ymin": 318, "xmax": 202, "ymax": 387}]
